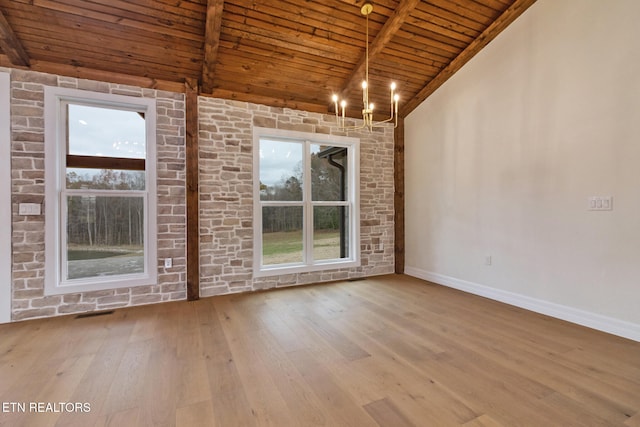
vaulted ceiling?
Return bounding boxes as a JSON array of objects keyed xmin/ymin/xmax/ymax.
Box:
[{"xmin": 0, "ymin": 0, "xmax": 535, "ymax": 118}]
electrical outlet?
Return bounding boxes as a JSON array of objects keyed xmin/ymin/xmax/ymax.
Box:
[
  {"xmin": 164, "ymin": 258, "xmax": 172, "ymax": 268},
  {"xmin": 485, "ymin": 255, "xmax": 492, "ymax": 266}
]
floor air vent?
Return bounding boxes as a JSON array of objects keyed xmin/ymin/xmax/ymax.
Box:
[{"xmin": 75, "ymin": 310, "xmax": 115, "ymax": 319}]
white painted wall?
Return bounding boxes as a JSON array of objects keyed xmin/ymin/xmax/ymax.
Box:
[
  {"xmin": 404, "ymin": 0, "xmax": 640, "ymax": 340},
  {"xmin": 0, "ymin": 71, "xmax": 11, "ymax": 323}
]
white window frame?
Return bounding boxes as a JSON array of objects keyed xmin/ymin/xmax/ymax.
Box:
[
  {"xmin": 44, "ymin": 86, "xmax": 157, "ymax": 295},
  {"xmin": 253, "ymin": 127, "xmax": 360, "ymax": 277},
  {"xmin": 0, "ymin": 71, "xmax": 11, "ymax": 323}
]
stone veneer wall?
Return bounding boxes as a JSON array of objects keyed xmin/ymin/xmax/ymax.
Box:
[
  {"xmin": 198, "ymin": 97, "xmax": 395, "ymax": 296},
  {"xmin": 6, "ymin": 67, "xmax": 394, "ymax": 321},
  {"xmin": 9, "ymin": 69, "xmax": 187, "ymax": 321}
]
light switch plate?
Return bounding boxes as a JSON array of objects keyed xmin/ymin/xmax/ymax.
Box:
[{"xmin": 588, "ymin": 196, "xmax": 613, "ymax": 211}]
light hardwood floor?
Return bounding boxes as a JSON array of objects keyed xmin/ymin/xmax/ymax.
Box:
[{"xmin": 1, "ymin": 274, "xmax": 639, "ymax": 426}]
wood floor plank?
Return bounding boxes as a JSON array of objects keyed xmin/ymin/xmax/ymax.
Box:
[
  {"xmin": 298, "ymin": 311, "xmax": 371, "ymax": 361},
  {"xmin": 100, "ymin": 339, "xmax": 153, "ymax": 416},
  {"xmin": 328, "ymin": 313, "xmax": 480, "ymax": 425},
  {"xmin": 363, "ymin": 397, "xmax": 416, "ymax": 427},
  {"xmin": 174, "ymin": 356, "xmax": 212, "ymax": 409},
  {"xmin": 286, "ymin": 348, "xmax": 378, "ymax": 427},
  {"xmin": 462, "ymin": 414, "xmax": 506, "ymax": 427},
  {"xmin": 195, "ymin": 299, "xmax": 257, "ymax": 426},
  {"xmin": 540, "ymin": 391, "xmax": 621, "ymax": 427},
  {"xmin": 561, "ymin": 386, "xmax": 638, "ymax": 424},
  {"xmin": 0, "ymin": 274, "xmax": 638, "ymax": 426},
  {"xmin": 137, "ymin": 343, "xmax": 179, "ymax": 427},
  {"xmin": 626, "ymin": 412, "xmax": 640, "ymax": 426},
  {"xmin": 263, "ymin": 294, "xmax": 350, "ymax": 364},
  {"xmin": 195, "ymin": 297, "xmax": 233, "ymax": 364},
  {"xmin": 563, "ymin": 346, "xmax": 640, "ymax": 386},
  {"xmin": 0, "ymin": 317, "xmax": 76, "ymax": 399},
  {"xmin": 215, "ymin": 297, "xmax": 297, "ymax": 427},
  {"xmin": 175, "ymin": 401, "xmax": 216, "ymax": 427},
  {"xmin": 253, "ymin": 324, "xmax": 357, "ymax": 426},
  {"xmin": 34, "ymin": 354, "xmax": 95, "ymax": 414},
  {"xmin": 55, "ymin": 332, "xmax": 136, "ymax": 425},
  {"xmin": 253, "ymin": 302, "xmax": 307, "ymax": 353},
  {"xmin": 205, "ymin": 359, "xmax": 256, "ymax": 427},
  {"xmin": 93, "ymin": 407, "xmax": 141, "ymax": 427}
]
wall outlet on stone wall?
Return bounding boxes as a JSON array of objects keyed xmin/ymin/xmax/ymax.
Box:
[{"xmin": 19, "ymin": 203, "xmax": 41, "ymax": 215}]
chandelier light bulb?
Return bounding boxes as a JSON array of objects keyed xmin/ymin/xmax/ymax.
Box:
[
  {"xmin": 369, "ymin": 103, "xmax": 374, "ymax": 110},
  {"xmin": 340, "ymin": 100, "xmax": 347, "ymax": 108},
  {"xmin": 362, "ymin": 81, "xmax": 368, "ymax": 89},
  {"xmin": 394, "ymin": 94, "xmax": 399, "ymax": 102},
  {"xmin": 390, "ymin": 82, "xmax": 396, "ymax": 91},
  {"xmin": 332, "ymin": 94, "xmax": 338, "ymax": 103}
]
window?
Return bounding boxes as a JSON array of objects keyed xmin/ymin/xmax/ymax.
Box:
[
  {"xmin": 253, "ymin": 127, "xmax": 360, "ymax": 276},
  {"xmin": 44, "ymin": 87, "xmax": 157, "ymax": 295}
]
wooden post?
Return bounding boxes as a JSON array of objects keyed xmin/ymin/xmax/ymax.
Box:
[
  {"xmin": 185, "ymin": 78, "xmax": 200, "ymax": 300},
  {"xmin": 394, "ymin": 117, "xmax": 405, "ymax": 274}
]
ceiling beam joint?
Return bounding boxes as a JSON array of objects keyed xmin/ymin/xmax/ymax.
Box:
[{"xmin": 0, "ymin": 8, "xmax": 30, "ymax": 67}]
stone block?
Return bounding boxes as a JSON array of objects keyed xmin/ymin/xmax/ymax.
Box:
[
  {"xmin": 131, "ymin": 294, "xmax": 163, "ymax": 305},
  {"xmin": 13, "ymin": 308, "xmax": 56, "ymax": 321},
  {"xmin": 58, "ymin": 303, "xmax": 97, "ymax": 314}
]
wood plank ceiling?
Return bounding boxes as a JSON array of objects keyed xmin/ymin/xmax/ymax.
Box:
[{"xmin": 0, "ymin": 0, "xmax": 536, "ymax": 119}]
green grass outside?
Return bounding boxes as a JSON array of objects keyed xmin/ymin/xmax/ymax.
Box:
[
  {"xmin": 262, "ymin": 230, "xmax": 303, "ymax": 257},
  {"xmin": 263, "ymin": 230, "xmax": 340, "ymax": 265},
  {"xmin": 67, "ymin": 245, "xmax": 143, "ymax": 261}
]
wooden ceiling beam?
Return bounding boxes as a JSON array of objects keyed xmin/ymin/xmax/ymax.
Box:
[
  {"xmin": 337, "ymin": 0, "xmax": 421, "ymax": 103},
  {"xmin": 400, "ymin": 0, "xmax": 537, "ymax": 117},
  {"xmin": 0, "ymin": 55, "xmax": 185, "ymax": 92},
  {"xmin": 0, "ymin": 8, "xmax": 30, "ymax": 66},
  {"xmin": 201, "ymin": 0, "xmax": 225, "ymax": 94}
]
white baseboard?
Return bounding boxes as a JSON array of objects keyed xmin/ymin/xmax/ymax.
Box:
[{"xmin": 404, "ymin": 266, "xmax": 640, "ymax": 343}]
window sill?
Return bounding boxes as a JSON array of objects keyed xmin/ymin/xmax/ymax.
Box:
[
  {"xmin": 44, "ymin": 273, "xmax": 157, "ymax": 296},
  {"xmin": 253, "ymin": 259, "xmax": 360, "ymax": 278}
]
